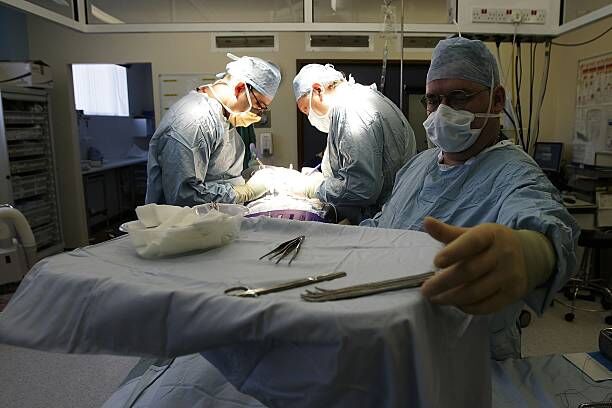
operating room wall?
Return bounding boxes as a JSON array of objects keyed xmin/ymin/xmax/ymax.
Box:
[
  {"xmin": 540, "ymin": 16, "xmax": 612, "ymax": 154},
  {"xmin": 24, "ymin": 17, "xmax": 433, "ymax": 246},
  {"xmin": 25, "ymin": 14, "xmax": 609, "ymax": 246},
  {"xmin": 0, "ymin": 4, "xmax": 29, "ymax": 60}
]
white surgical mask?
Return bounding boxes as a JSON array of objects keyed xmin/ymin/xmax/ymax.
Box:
[
  {"xmin": 308, "ymin": 88, "xmax": 331, "ymax": 133},
  {"xmin": 423, "ymin": 77, "xmax": 501, "ymax": 153}
]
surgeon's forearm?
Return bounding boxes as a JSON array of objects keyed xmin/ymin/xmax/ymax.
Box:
[
  {"xmin": 514, "ymin": 229, "xmax": 556, "ymax": 291},
  {"xmin": 319, "ymin": 176, "xmax": 380, "ymax": 205}
]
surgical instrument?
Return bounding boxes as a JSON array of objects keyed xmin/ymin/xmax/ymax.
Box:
[
  {"xmin": 259, "ymin": 235, "xmax": 305, "ymax": 265},
  {"xmin": 306, "ymin": 163, "xmax": 321, "ymax": 176},
  {"xmin": 224, "ymin": 271, "xmax": 347, "ymax": 298},
  {"xmin": 301, "ymin": 271, "xmax": 435, "ymax": 302}
]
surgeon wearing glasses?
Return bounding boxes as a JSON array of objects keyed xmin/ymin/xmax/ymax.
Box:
[
  {"xmin": 145, "ymin": 54, "xmax": 281, "ymax": 206},
  {"xmin": 362, "ymin": 37, "xmax": 579, "ymax": 360},
  {"xmin": 292, "ymin": 64, "xmax": 417, "ymax": 223}
]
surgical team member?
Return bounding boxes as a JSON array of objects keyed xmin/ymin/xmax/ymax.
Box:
[
  {"xmin": 145, "ymin": 54, "xmax": 281, "ymax": 206},
  {"xmin": 362, "ymin": 37, "xmax": 579, "ymax": 360},
  {"xmin": 292, "ymin": 64, "xmax": 417, "ymax": 223}
]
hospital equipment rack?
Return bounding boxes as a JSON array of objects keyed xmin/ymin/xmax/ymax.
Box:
[{"xmin": 0, "ymin": 86, "xmax": 64, "ymax": 260}]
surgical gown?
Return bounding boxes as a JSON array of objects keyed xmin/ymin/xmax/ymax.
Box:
[
  {"xmin": 317, "ymin": 83, "xmax": 416, "ymax": 222},
  {"xmin": 362, "ymin": 141, "xmax": 579, "ymax": 360},
  {"xmin": 145, "ymin": 91, "xmax": 245, "ymax": 206}
]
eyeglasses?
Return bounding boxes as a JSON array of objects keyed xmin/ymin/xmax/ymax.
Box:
[
  {"xmin": 420, "ymin": 89, "xmax": 489, "ymax": 111},
  {"xmin": 247, "ymin": 85, "xmax": 269, "ymax": 114}
]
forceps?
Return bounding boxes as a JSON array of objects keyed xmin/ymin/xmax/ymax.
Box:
[
  {"xmin": 259, "ymin": 235, "xmax": 305, "ymax": 265},
  {"xmin": 224, "ymin": 271, "xmax": 347, "ymax": 298},
  {"xmin": 301, "ymin": 271, "xmax": 435, "ymax": 302}
]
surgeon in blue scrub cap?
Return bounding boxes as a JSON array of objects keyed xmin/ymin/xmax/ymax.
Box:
[
  {"xmin": 362, "ymin": 37, "xmax": 579, "ymax": 360},
  {"xmin": 146, "ymin": 54, "xmax": 281, "ymax": 206},
  {"xmin": 293, "ymin": 64, "xmax": 416, "ymax": 223}
]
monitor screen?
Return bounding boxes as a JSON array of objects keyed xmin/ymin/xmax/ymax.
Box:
[{"xmin": 534, "ymin": 142, "xmax": 563, "ymax": 172}]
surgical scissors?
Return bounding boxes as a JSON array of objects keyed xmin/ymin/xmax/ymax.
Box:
[
  {"xmin": 224, "ymin": 271, "xmax": 347, "ymax": 298},
  {"xmin": 259, "ymin": 235, "xmax": 305, "ymax": 265}
]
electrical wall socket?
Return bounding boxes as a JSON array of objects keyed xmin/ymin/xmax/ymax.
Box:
[{"xmin": 471, "ymin": 7, "xmax": 547, "ymax": 24}]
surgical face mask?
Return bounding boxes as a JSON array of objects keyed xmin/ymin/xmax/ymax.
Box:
[
  {"xmin": 207, "ymin": 82, "xmax": 261, "ymax": 127},
  {"xmin": 423, "ymin": 78, "xmax": 501, "ymax": 153},
  {"xmin": 308, "ymin": 89, "xmax": 331, "ymax": 133}
]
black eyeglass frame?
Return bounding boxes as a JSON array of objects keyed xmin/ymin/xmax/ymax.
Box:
[
  {"xmin": 420, "ymin": 88, "xmax": 489, "ymax": 111},
  {"xmin": 247, "ymin": 84, "xmax": 270, "ymax": 114}
]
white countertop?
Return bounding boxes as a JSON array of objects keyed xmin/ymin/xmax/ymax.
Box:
[{"xmin": 81, "ymin": 157, "xmax": 147, "ymax": 175}]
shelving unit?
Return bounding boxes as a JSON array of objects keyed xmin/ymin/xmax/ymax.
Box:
[{"xmin": 0, "ymin": 87, "xmax": 64, "ymax": 259}]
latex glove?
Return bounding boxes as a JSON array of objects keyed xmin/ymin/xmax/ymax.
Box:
[
  {"xmin": 246, "ymin": 172, "xmax": 269, "ymax": 199},
  {"xmin": 420, "ymin": 217, "xmax": 530, "ymax": 315},
  {"xmin": 292, "ymin": 172, "xmax": 325, "ymax": 199},
  {"xmin": 233, "ymin": 176, "xmax": 268, "ymax": 203},
  {"xmin": 229, "ymin": 111, "xmax": 261, "ymax": 127}
]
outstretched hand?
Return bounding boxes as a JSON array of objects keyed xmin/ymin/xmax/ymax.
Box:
[{"xmin": 420, "ymin": 217, "xmax": 529, "ymax": 315}]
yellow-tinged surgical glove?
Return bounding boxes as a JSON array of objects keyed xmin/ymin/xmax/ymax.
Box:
[
  {"xmin": 419, "ymin": 217, "xmax": 550, "ymax": 315},
  {"xmin": 304, "ymin": 173, "xmax": 325, "ymax": 198},
  {"xmin": 229, "ymin": 112, "xmax": 261, "ymax": 127},
  {"xmin": 246, "ymin": 174, "xmax": 268, "ymax": 199},
  {"xmin": 514, "ymin": 229, "xmax": 556, "ymax": 291},
  {"xmin": 292, "ymin": 172, "xmax": 325, "ymax": 199},
  {"xmin": 233, "ymin": 178, "xmax": 267, "ymax": 203}
]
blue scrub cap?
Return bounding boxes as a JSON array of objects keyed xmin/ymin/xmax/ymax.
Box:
[
  {"xmin": 222, "ymin": 53, "xmax": 281, "ymax": 99},
  {"xmin": 292, "ymin": 64, "xmax": 345, "ymax": 101},
  {"xmin": 427, "ymin": 37, "xmax": 500, "ymax": 88}
]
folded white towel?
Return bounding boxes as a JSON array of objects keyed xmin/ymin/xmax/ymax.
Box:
[
  {"xmin": 129, "ymin": 204, "xmax": 241, "ymax": 258},
  {"xmin": 135, "ymin": 204, "xmax": 186, "ymax": 228}
]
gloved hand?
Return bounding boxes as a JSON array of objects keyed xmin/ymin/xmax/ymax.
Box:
[
  {"xmin": 233, "ymin": 175, "xmax": 268, "ymax": 203},
  {"xmin": 292, "ymin": 172, "xmax": 325, "ymax": 199},
  {"xmin": 246, "ymin": 172, "xmax": 268, "ymax": 199},
  {"xmin": 420, "ymin": 217, "xmax": 533, "ymax": 315},
  {"xmin": 229, "ymin": 111, "xmax": 261, "ymax": 127}
]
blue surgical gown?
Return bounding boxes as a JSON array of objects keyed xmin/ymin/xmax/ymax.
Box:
[
  {"xmin": 362, "ymin": 141, "xmax": 579, "ymax": 360},
  {"xmin": 318, "ymin": 83, "xmax": 416, "ymax": 222},
  {"xmin": 145, "ymin": 91, "xmax": 245, "ymax": 206}
]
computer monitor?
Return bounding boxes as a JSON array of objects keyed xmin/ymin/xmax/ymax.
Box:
[{"xmin": 534, "ymin": 142, "xmax": 563, "ymax": 173}]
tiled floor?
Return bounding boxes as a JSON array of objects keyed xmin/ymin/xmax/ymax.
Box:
[{"xmin": 522, "ymin": 296, "xmax": 611, "ymax": 357}]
